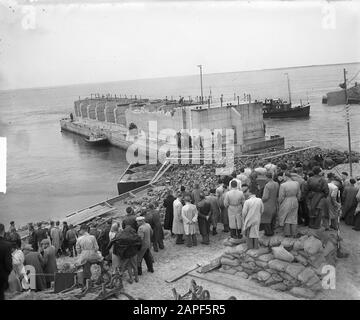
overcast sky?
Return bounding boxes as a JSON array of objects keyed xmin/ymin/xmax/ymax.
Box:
[{"xmin": 0, "ymin": 1, "xmax": 359, "ymax": 90}]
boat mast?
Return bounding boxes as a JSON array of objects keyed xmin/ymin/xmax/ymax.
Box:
[
  {"xmin": 197, "ymin": 65, "xmax": 204, "ymax": 104},
  {"xmin": 344, "ymin": 68, "xmax": 353, "ymax": 177},
  {"xmin": 285, "ymin": 73, "xmax": 292, "ymax": 104}
]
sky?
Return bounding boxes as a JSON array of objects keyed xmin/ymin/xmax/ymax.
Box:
[{"xmin": 0, "ymin": 0, "xmax": 359, "ymax": 90}]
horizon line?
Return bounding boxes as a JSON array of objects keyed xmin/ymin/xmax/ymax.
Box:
[{"xmin": 1, "ymin": 60, "xmax": 359, "ymax": 93}]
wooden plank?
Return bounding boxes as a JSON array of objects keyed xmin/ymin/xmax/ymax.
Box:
[{"xmin": 165, "ymin": 264, "xmax": 201, "ymax": 283}]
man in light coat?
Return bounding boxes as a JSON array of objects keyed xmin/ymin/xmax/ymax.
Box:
[
  {"xmin": 181, "ymin": 195, "xmax": 198, "ymax": 247},
  {"xmin": 242, "ymin": 187, "xmax": 264, "ymax": 249},
  {"xmin": 172, "ymin": 191, "xmax": 185, "ymax": 244},
  {"xmin": 260, "ymin": 172, "xmax": 279, "ymax": 236},
  {"xmin": 224, "ymin": 180, "xmax": 245, "ymax": 239},
  {"xmin": 216, "ymin": 182, "xmax": 230, "ymax": 232},
  {"xmin": 278, "ymin": 172, "xmax": 301, "ymax": 237}
]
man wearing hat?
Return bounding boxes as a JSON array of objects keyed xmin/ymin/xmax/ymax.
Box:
[
  {"xmin": 136, "ymin": 216, "xmax": 154, "ymax": 275},
  {"xmin": 34, "ymin": 223, "xmax": 48, "ymax": 251},
  {"xmin": 40, "ymin": 239, "xmax": 57, "ymax": 288},
  {"xmin": 23, "ymin": 244, "xmax": 47, "ymax": 291}
]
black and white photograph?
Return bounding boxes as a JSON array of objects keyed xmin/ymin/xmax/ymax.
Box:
[{"xmin": 0, "ymin": 0, "xmax": 359, "ymax": 305}]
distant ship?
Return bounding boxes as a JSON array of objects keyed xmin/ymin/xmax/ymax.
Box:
[
  {"xmin": 322, "ymin": 82, "xmax": 360, "ymax": 106},
  {"xmin": 262, "ymin": 98, "xmax": 310, "ymax": 119},
  {"xmin": 262, "ymin": 73, "xmax": 310, "ymax": 119}
]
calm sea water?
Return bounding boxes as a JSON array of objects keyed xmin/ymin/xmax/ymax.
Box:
[{"xmin": 0, "ymin": 63, "xmax": 360, "ymax": 226}]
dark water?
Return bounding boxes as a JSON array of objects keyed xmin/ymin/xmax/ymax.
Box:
[{"xmin": 0, "ymin": 62, "xmax": 359, "ymax": 226}]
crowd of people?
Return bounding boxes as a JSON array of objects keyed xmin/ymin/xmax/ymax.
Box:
[{"xmin": 1, "ymin": 150, "xmax": 360, "ymax": 299}]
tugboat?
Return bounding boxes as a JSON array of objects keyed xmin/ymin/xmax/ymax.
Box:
[
  {"xmin": 263, "ymin": 73, "xmax": 310, "ymax": 119},
  {"xmin": 84, "ymin": 132, "xmax": 109, "ymax": 146}
]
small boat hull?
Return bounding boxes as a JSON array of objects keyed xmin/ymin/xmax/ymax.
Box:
[
  {"xmin": 84, "ymin": 137, "xmax": 109, "ymax": 146},
  {"xmin": 263, "ymin": 105, "xmax": 310, "ymax": 119},
  {"xmin": 117, "ymin": 180, "xmax": 151, "ymax": 195}
]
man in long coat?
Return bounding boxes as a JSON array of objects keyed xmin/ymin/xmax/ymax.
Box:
[
  {"xmin": 242, "ymin": 188, "xmax": 264, "ymax": 249},
  {"xmin": 41, "ymin": 239, "xmax": 58, "ymax": 288},
  {"xmin": 0, "ymin": 224, "xmax": 12, "ymax": 300},
  {"xmin": 191, "ymin": 183, "xmax": 202, "ymax": 206},
  {"xmin": 342, "ymin": 178, "xmax": 358, "ymax": 226},
  {"xmin": 61, "ymin": 222, "xmax": 69, "ymax": 256},
  {"xmin": 278, "ymin": 172, "xmax": 301, "ymax": 237},
  {"xmin": 172, "ymin": 191, "xmax": 185, "ymax": 244},
  {"xmin": 306, "ymin": 166, "xmax": 329, "ymax": 229},
  {"xmin": 291, "ymin": 168, "xmax": 309, "ymax": 226},
  {"xmin": 216, "ymin": 183, "xmax": 229, "ymax": 232},
  {"xmin": 34, "ymin": 223, "xmax": 48, "ymax": 251},
  {"xmin": 144, "ymin": 203, "xmax": 164, "ymax": 252},
  {"xmin": 224, "ymin": 180, "xmax": 245, "ymax": 239},
  {"xmin": 325, "ymin": 174, "xmax": 341, "ymax": 230},
  {"xmin": 163, "ymin": 190, "xmax": 175, "ymax": 234},
  {"xmin": 196, "ymin": 193, "xmax": 212, "ymax": 245},
  {"xmin": 181, "ymin": 195, "xmax": 198, "ymax": 247},
  {"xmin": 122, "ymin": 207, "xmax": 138, "ymax": 232},
  {"xmin": 260, "ymin": 172, "xmax": 279, "ymax": 236},
  {"xmin": 23, "ymin": 245, "xmax": 47, "ymax": 291},
  {"xmin": 206, "ymin": 189, "xmax": 221, "ymax": 235},
  {"xmin": 50, "ymin": 221, "xmax": 62, "ymax": 257},
  {"xmin": 136, "ymin": 217, "xmax": 154, "ymax": 275}
]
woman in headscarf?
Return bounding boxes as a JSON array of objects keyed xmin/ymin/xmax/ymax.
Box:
[
  {"xmin": 23, "ymin": 244, "xmax": 47, "ymax": 291},
  {"xmin": 7, "ymin": 244, "xmax": 26, "ymax": 293},
  {"xmin": 41, "ymin": 239, "xmax": 57, "ymax": 288}
]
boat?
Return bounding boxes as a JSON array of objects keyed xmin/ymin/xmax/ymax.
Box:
[
  {"xmin": 322, "ymin": 68, "xmax": 360, "ymax": 106},
  {"xmin": 84, "ymin": 133, "xmax": 109, "ymax": 146},
  {"xmin": 262, "ymin": 73, "xmax": 310, "ymax": 119},
  {"xmin": 262, "ymin": 99, "xmax": 310, "ymax": 119},
  {"xmin": 117, "ymin": 162, "xmax": 168, "ymax": 195}
]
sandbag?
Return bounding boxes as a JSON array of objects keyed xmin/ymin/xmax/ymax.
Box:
[
  {"xmin": 294, "ymin": 254, "xmax": 308, "ymax": 266},
  {"xmin": 244, "ymin": 255, "xmax": 255, "ymax": 263},
  {"xmin": 234, "ymin": 265, "xmax": 244, "ymax": 272},
  {"xmin": 247, "ymin": 247, "xmax": 270, "ymax": 258},
  {"xmin": 270, "ymin": 273, "xmax": 283, "ymax": 282},
  {"xmin": 259, "ymin": 236, "xmax": 271, "ymax": 247},
  {"xmin": 222, "ymin": 253, "xmax": 236, "ymax": 260},
  {"xmin": 289, "ymin": 287, "xmax": 315, "ymax": 299},
  {"xmin": 281, "ymin": 238, "xmax": 296, "ymax": 249},
  {"xmin": 285, "ymin": 264, "xmax": 306, "ymax": 278},
  {"xmin": 279, "ymin": 272, "xmax": 295, "ymax": 281},
  {"xmin": 256, "ymin": 271, "xmax": 271, "ymax": 282},
  {"xmin": 258, "ymin": 253, "xmax": 274, "ymax": 262},
  {"xmin": 283, "ymin": 278, "xmax": 300, "ymax": 289},
  {"xmin": 268, "ymin": 259, "xmax": 290, "ymax": 272},
  {"xmin": 221, "ymin": 257, "xmax": 240, "ymax": 267},
  {"xmin": 272, "ymin": 246, "xmax": 295, "ymax": 262},
  {"xmin": 219, "ymin": 267, "xmax": 237, "ymax": 275},
  {"xmin": 305, "ymin": 275, "xmax": 321, "ymax": 288},
  {"xmin": 234, "ymin": 243, "xmax": 248, "ymax": 254},
  {"xmin": 308, "ymin": 252, "xmax": 327, "ymax": 269},
  {"xmin": 255, "ymin": 260, "xmax": 268, "ymax": 269},
  {"xmin": 236, "ymin": 271, "xmax": 249, "ymax": 279},
  {"xmin": 297, "ymin": 267, "xmax": 316, "ymax": 284},
  {"xmin": 269, "ymin": 235, "xmax": 284, "ymax": 247},
  {"xmin": 241, "ymin": 261, "xmax": 257, "ymax": 270},
  {"xmin": 264, "ymin": 276, "xmax": 280, "ymax": 286},
  {"xmin": 293, "ymin": 235, "xmax": 308, "ymax": 251},
  {"xmin": 303, "ymin": 236, "xmax": 323, "ymax": 256},
  {"xmin": 270, "ymin": 283, "xmax": 287, "ymax": 291},
  {"xmin": 322, "ymin": 240, "xmax": 336, "ymax": 257},
  {"xmin": 224, "ymin": 246, "xmax": 238, "ymax": 255}
]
